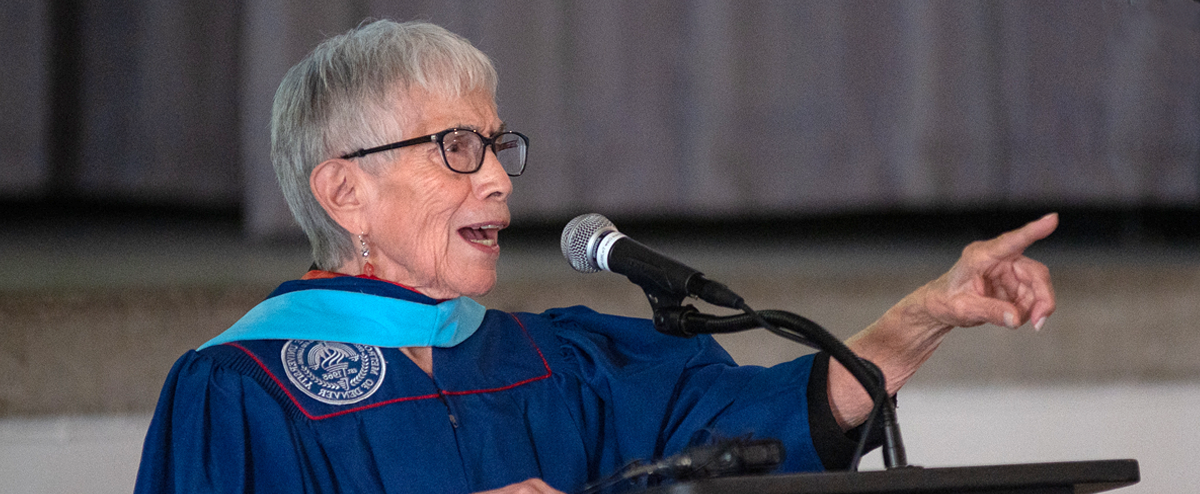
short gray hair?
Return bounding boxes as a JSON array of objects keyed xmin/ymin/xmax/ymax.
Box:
[{"xmin": 271, "ymin": 20, "xmax": 498, "ymax": 270}]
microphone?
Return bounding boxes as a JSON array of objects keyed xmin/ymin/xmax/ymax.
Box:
[
  {"xmin": 560, "ymin": 213, "xmax": 744, "ymax": 309},
  {"xmin": 644, "ymin": 437, "xmax": 785, "ymax": 480},
  {"xmin": 575, "ymin": 437, "xmax": 784, "ymax": 493}
]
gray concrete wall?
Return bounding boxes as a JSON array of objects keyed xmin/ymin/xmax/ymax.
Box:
[
  {"xmin": 1, "ymin": 221, "xmax": 1197, "ymax": 492},
  {"xmin": 3, "ymin": 224, "xmax": 1198, "ymax": 415}
]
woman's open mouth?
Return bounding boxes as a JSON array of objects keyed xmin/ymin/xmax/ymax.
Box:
[{"xmin": 459, "ymin": 224, "xmax": 502, "ymax": 248}]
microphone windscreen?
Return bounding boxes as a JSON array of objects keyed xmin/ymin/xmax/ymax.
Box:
[{"xmin": 561, "ymin": 213, "xmax": 615, "ymax": 273}]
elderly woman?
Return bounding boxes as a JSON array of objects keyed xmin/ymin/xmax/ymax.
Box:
[{"xmin": 135, "ymin": 20, "xmax": 1057, "ymax": 494}]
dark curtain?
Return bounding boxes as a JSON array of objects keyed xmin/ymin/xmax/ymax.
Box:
[{"xmin": 3, "ymin": 1, "xmax": 1197, "ymax": 237}]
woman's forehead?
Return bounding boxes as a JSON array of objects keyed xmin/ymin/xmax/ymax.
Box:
[{"xmin": 399, "ymin": 89, "xmax": 501, "ymax": 135}]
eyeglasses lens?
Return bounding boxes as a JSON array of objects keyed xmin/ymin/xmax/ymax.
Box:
[
  {"xmin": 494, "ymin": 133, "xmax": 526, "ymax": 176},
  {"xmin": 442, "ymin": 130, "xmax": 483, "ymax": 173},
  {"xmin": 439, "ymin": 130, "xmax": 526, "ymax": 176}
]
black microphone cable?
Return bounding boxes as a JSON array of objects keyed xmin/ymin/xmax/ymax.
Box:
[{"xmin": 735, "ymin": 301, "xmax": 887, "ymax": 471}]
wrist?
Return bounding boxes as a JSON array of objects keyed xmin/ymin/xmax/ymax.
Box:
[
  {"xmin": 894, "ymin": 283, "xmax": 955, "ymax": 338},
  {"xmin": 848, "ymin": 286, "xmax": 954, "ymax": 394}
]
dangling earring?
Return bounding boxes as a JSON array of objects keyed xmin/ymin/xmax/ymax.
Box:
[{"xmin": 359, "ymin": 232, "xmax": 375, "ymax": 277}]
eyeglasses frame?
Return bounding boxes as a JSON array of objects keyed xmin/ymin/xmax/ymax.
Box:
[{"xmin": 339, "ymin": 128, "xmax": 529, "ymax": 177}]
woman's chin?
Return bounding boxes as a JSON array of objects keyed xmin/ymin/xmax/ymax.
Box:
[
  {"xmin": 428, "ymin": 268, "xmax": 497, "ymax": 299},
  {"xmin": 455, "ymin": 276, "xmax": 498, "ymax": 298}
]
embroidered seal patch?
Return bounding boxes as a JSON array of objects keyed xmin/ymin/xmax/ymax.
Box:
[{"xmin": 281, "ymin": 340, "xmax": 386, "ymax": 405}]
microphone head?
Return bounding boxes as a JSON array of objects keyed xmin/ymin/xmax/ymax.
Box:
[{"xmin": 561, "ymin": 213, "xmax": 617, "ymax": 273}]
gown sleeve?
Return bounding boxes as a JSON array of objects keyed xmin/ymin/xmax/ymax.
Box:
[
  {"xmin": 133, "ymin": 350, "xmax": 307, "ymax": 494},
  {"xmin": 538, "ymin": 306, "xmax": 873, "ymax": 474}
]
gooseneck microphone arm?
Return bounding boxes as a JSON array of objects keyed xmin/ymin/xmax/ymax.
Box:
[
  {"xmin": 654, "ymin": 305, "xmax": 907, "ymax": 470},
  {"xmin": 561, "ymin": 213, "xmax": 909, "ymax": 471}
]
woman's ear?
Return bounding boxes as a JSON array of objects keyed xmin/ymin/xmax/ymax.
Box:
[{"xmin": 310, "ymin": 158, "xmax": 370, "ymax": 233}]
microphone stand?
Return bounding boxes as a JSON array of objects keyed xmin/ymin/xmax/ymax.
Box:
[{"xmin": 647, "ymin": 299, "xmax": 910, "ymax": 470}]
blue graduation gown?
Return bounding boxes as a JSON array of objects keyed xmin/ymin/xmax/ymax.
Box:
[{"xmin": 134, "ymin": 276, "xmax": 854, "ymax": 493}]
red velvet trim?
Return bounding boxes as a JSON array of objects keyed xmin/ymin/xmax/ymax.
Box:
[
  {"xmin": 442, "ymin": 313, "xmax": 552, "ymax": 397},
  {"xmin": 299, "ymin": 270, "xmax": 344, "ymax": 280},
  {"xmin": 225, "ymin": 312, "xmax": 552, "ymax": 421}
]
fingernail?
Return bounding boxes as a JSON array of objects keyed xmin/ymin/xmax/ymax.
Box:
[
  {"xmin": 1003, "ymin": 313, "xmax": 1016, "ymax": 329},
  {"xmin": 1034, "ymin": 317, "xmax": 1047, "ymax": 331}
]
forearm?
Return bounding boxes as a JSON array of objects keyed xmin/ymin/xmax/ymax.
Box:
[{"xmin": 826, "ymin": 284, "xmax": 954, "ymax": 430}]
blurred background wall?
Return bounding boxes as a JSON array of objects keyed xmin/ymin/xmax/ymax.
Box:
[{"xmin": 1, "ymin": 0, "xmax": 1199, "ymax": 493}]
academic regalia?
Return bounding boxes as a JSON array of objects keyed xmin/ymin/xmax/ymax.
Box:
[{"xmin": 134, "ymin": 275, "xmax": 862, "ymax": 493}]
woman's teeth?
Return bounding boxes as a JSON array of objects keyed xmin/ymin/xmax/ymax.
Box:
[{"xmin": 462, "ymin": 225, "xmax": 500, "ymax": 246}]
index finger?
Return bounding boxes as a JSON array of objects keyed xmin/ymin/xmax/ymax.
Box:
[{"xmin": 985, "ymin": 213, "xmax": 1058, "ymax": 259}]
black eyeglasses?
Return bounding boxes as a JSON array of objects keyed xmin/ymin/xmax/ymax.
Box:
[{"xmin": 340, "ymin": 128, "xmax": 529, "ymax": 177}]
